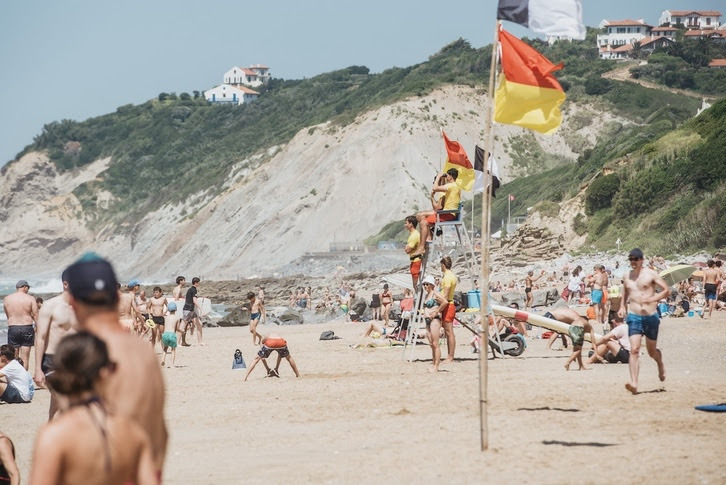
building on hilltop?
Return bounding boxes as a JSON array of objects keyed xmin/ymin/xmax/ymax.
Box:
[
  {"xmin": 204, "ymin": 84, "xmax": 259, "ymax": 105},
  {"xmin": 596, "ymin": 19, "xmax": 653, "ymax": 59},
  {"xmin": 658, "ymin": 10, "xmax": 721, "ymax": 29},
  {"xmin": 650, "ymin": 26, "xmax": 678, "ymax": 39},
  {"xmin": 683, "ymin": 29, "xmax": 726, "ymax": 43},
  {"xmin": 223, "ymin": 65, "xmax": 271, "ymax": 88}
]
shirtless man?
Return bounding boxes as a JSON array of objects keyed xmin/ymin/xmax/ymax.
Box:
[
  {"xmin": 588, "ymin": 264, "xmax": 609, "ymax": 325},
  {"xmin": 257, "ymin": 285, "xmax": 266, "ymax": 323},
  {"xmin": 247, "ymin": 292, "xmax": 263, "ymax": 345},
  {"xmin": 117, "ymin": 280, "xmax": 140, "ymax": 334},
  {"xmin": 63, "ymin": 253, "xmax": 168, "ymax": 474},
  {"xmin": 618, "ymin": 248, "xmax": 669, "ymax": 394},
  {"xmin": 3, "ymin": 280, "xmax": 38, "ymax": 370},
  {"xmin": 403, "ymin": 215, "xmax": 422, "ymax": 289},
  {"xmin": 542, "ymin": 307, "xmax": 596, "ymax": 371},
  {"xmin": 148, "ymin": 287, "xmax": 168, "ymax": 348},
  {"xmin": 34, "ymin": 270, "xmax": 78, "ymax": 419},
  {"xmin": 524, "ymin": 270, "xmax": 545, "ymax": 310},
  {"xmin": 702, "ymin": 260, "xmax": 719, "ymax": 319},
  {"xmin": 136, "ymin": 289, "xmax": 149, "ymax": 336}
]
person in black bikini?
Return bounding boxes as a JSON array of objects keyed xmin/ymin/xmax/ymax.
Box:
[
  {"xmin": 421, "ymin": 276, "xmax": 449, "ymax": 373},
  {"xmin": 0, "ymin": 432, "xmax": 19, "ymax": 485},
  {"xmin": 524, "ymin": 270, "xmax": 545, "ymax": 311},
  {"xmin": 29, "ymin": 332, "xmax": 155, "ymax": 485}
]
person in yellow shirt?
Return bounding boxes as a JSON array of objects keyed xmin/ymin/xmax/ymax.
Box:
[
  {"xmin": 439, "ymin": 256, "xmax": 458, "ymax": 364},
  {"xmin": 403, "ymin": 216, "xmax": 422, "ymax": 288},
  {"xmin": 415, "ymin": 168, "xmax": 461, "ymax": 255}
]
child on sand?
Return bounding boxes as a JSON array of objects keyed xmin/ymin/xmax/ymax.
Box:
[
  {"xmin": 247, "ymin": 292, "xmax": 263, "ymax": 345},
  {"xmin": 29, "ymin": 332, "xmax": 155, "ymax": 485},
  {"xmin": 162, "ymin": 302, "xmax": 181, "ymax": 367},
  {"xmin": 244, "ymin": 334, "xmax": 300, "ymax": 381}
]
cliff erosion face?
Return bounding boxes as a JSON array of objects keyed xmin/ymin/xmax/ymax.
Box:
[{"xmin": 1, "ymin": 86, "xmax": 603, "ymax": 281}]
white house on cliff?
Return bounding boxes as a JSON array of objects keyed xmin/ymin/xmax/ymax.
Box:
[{"xmin": 204, "ymin": 64, "xmax": 270, "ymax": 105}]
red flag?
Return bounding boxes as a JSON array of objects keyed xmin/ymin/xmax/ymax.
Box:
[
  {"xmin": 509, "ymin": 194, "xmax": 515, "ymax": 201},
  {"xmin": 442, "ymin": 131, "xmax": 472, "ymax": 169}
]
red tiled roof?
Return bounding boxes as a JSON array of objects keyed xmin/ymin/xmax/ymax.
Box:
[
  {"xmin": 240, "ymin": 68, "xmax": 258, "ymax": 76},
  {"xmin": 708, "ymin": 58, "xmax": 726, "ymax": 67},
  {"xmin": 612, "ymin": 44, "xmax": 634, "ymax": 52},
  {"xmin": 230, "ymin": 85, "xmax": 259, "ymax": 95},
  {"xmin": 684, "ymin": 29, "xmax": 724, "ymax": 37},
  {"xmin": 603, "ymin": 19, "xmax": 652, "ymax": 27},
  {"xmin": 640, "ymin": 36, "xmax": 674, "ymax": 47},
  {"xmin": 667, "ymin": 10, "xmax": 721, "ymax": 17}
]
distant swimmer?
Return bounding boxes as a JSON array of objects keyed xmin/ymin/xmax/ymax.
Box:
[
  {"xmin": 244, "ymin": 333, "xmax": 300, "ymax": 381},
  {"xmin": 34, "ymin": 269, "xmax": 78, "ymax": 419},
  {"xmin": 542, "ymin": 307, "xmax": 595, "ymax": 371},
  {"xmin": 619, "ymin": 248, "xmax": 670, "ymax": 394},
  {"xmin": 247, "ymin": 292, "xmax": 263, "ymax": 346},
  {"xmin": 3, "ymin": 280, "xmax": 39, "ymax": 370},
  {"xmin": 63, "ymin": 253, "xmax": 167, "ymax": 472},
  {"xmin": 29, "ymin": 332, "xmax": 155, "ymax": 485},
  {"xmin": 403, "ymin": 215, "xmax": 422, "ymax": 289}
]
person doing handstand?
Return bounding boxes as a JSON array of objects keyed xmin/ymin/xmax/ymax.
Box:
[{"xmin": 542, "ymin": 307, "xmax": 596, "ymax": 371}]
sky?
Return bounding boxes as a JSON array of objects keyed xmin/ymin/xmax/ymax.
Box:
[{"xmin": 1, "ymin": 0, "xmax": 724, "ymax": 167}]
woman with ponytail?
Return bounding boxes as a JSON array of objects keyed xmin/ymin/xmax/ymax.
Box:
[{"xmin": 29, "ymin": 332, "xmax": 156, "ymax": 485}]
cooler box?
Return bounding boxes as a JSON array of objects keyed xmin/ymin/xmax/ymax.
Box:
[{"xmin": 468, "ymin": 290, "xmax": 482, "ymax": 309}]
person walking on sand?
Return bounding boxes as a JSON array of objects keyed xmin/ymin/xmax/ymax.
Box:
[
  {"xmin": 29, "ymin": 332, "xmax": 156, "ymax": 485},
  {"xmin": 588, "ymin": 264, "xmax": 609, "ymax": 325},
  {"xmin": 117, "ymin": 280, "xmax": 140, "ymax": 334},
  {"xmin": 0, "ymin": 432, "xmax": 20, "ymax": 485},
  {"xmin": 439, "ymin": 256, "xmax": 458, "ymax": 364},
  {"xmin": 566, "ymin": 266, "xmax": 584, "ymax": 302},
  {"xmin": 404, "ymin": 215, "xmax": 422, "ymax": 289},
  {"xmin": 34, "ymin": 270, "xmax": 78, "ymax": 419},
  {"xmin": 380, "ymin": 284, "xmax": 393, "ymax": 327},
  {"xmin": 421, "ymin": 276, "xmax": 449, "ymax": 372},
  {"xmin": 247, "ymin": 292, "xmax": 263, "ymax": 345},
  {"xmin": 244, "ymin": 334, "xmax": 300, "ymax": 381},
  {"xmin": 618, "ymin": 248, "xmax": 670, "ymax": 394},
  {"xmin": 183, "ymin": 277, "xmax": 204, "ymax": 346},
  {"xmin": 161, "ymin": 302, "xmax": 181, "ymax": 368},
  {"xmin": 148, "ymin": 287, "xmax": 168, "ymax": 349},
  {"xmin": 524, "ymin": 270, "xmax": 545, "ymax": 310},
  {"xmin": 62, "ymin": 253, "xmax": 167, "ymax": 473},
  {"xmin": 3, "ymin": 280, "xmax": 39, "ymax": 370},
  {"xmin": 542, "ymin": 307, "xmax": 596, "ymax": 370},
  {"xmin": 702, "ymin": 260, "xmax": 719, "ymax": 319}
]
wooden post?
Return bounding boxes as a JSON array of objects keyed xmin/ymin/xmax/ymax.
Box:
[{"xmin": 479, "ymin": 20, "xmax": 500, "ymax": 453}]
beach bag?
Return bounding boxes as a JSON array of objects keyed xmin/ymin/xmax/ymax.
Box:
[
  {"xmin": 561, "ymin": 287, "xmax": 570, "ymax": 300},
  {"xmin": 232, "ymin": 349, "xmax": 246, "ymax": 370}
]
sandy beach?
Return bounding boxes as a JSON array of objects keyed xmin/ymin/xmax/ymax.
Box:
[{"xmin": 3, "ymin": 311, "xmax": 726, "ymax": 484}]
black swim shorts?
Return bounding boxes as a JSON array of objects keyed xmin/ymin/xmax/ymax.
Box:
[
  {"xmin": 42, "ymin": 354, "xmax": 54, "ymax": 375},
  {"xmin": 8, "ymin": 325, "xmax": 34, "ymax": 347},
  {"xmin": 152, "ymin": 316, "xmax": 165, "ymax": 326},
  {"xmin": 605, "ymin": 347, "xmax": 630, "ymax": 364},
  {"xmin": 258, "ymin": 345, "xmax": 290, "ymax": 359}
]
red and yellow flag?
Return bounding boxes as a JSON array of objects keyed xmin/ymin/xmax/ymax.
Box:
[
  {"xmin": 494, "ymin": 29, "xmax": 566, "ymax": 134},
  {"xmin": 442, "ymin": 131, "xmax": 475, "ymax": 191}
]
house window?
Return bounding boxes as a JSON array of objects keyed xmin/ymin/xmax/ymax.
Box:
[
  {"xmin": 707, "ymin": 18, "xmax": 711, "ymax": 25},
  {"xmin": 617, "ymin": 27, "xmax": 626, "ymax": 33}
]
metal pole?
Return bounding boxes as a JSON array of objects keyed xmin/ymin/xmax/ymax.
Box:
[{"xmin": 478, "ymin": 20, "xmax": 500, "ymax": 453}]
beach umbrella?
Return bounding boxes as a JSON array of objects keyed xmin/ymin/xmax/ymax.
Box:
[{"xmin": 659, "ymin": 265, "xmax": 696, "ymax": 287}]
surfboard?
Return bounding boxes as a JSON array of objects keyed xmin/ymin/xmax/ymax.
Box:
[
  {"xmin": 694, "ymin": 404, "xmax": 726, "ymax": 413},
  {"xmin": 197, "ymin": 297, "xmax": 213, "ymax": 317},
  {"xmin": 491, "ymin": 304, "xmax": 602, "ymax": 343}
]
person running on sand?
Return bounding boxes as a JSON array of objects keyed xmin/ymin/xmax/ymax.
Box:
[
  {"xmin": 117, "ymin": 281, "xmax": 140, "ymax": 334},
  {"xmin": 34, "ymin": 270, "xmax": 78, "ymax": 419},
  {"xmin": 404, "ymin": 215, "xmax": 422, "ymax": 289},
  {"xmin": 3, "ymin": 280, "xmax": 39, "ymax": 370},
  {"xmin": 588, "ymin": 264, "xmax": 609, "ymax": 325},
  {"xmin": 0, "ymin": 345, "xmax": 34, "ymax": 404},
  {"xmin": 29, "ymin": 332, "xmax": 155, "ymax": 485},
  {"xmin": 439, "ymin": 256, "xmax": 458, "ymax": 364},
  {"xmin": 183, "ymin": 277, "xmax": 204, "ymax": 346},
  {"xmin": 524, "ymin": 270, "xmax": 545, "ymax": 310},
  {"xmin": 702, "ymin": 260, "xmax": 719, "ymax": 319},
  {"xmin": 542, "ymin": 307, "xmax": 595, "ymax": 371},
  {"xmin": 586, "ymin": 312, "xmax": 630, "ymax": 365},
  {"xmin": 380, "ymin": 284, "xmax": 393, "ymax": 327},
  {"xmin": 247, "ymin": 292, "xmax": 263, "ymax": 345},
  {"xmin": 618, "ymin": 248, "xmax": 670, "ymax": 394},
  {"xmin": 244, "ymin": 334, "xmax": 300, "ymax": 381},
  {"xmin": 415, "ymin": 169, "xmax": 461, "ymax": 252},
  {"xmin": 161, "ymin": 303, "xmax": 180, "ymax": 368},
  {"xmin": 421, "ymin": 275, "xmax": 449, "ymax": 372},
  {"xmin": 148, "ymin": 287, "xmax": 168, "ymax": 349},
  {"xmin": 62, "ymin": 253, "xmax": 167, "ymax": 473},
  {"xmin": 0, "ymin": 432, "xmax": 20, "ymax": 485}
]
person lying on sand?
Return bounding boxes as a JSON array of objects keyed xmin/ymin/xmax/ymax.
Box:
[{"xmin": 244, "ymin": 334, "xmax": 300, "ymax": 381}]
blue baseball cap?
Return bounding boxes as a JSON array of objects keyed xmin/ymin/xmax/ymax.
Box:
[
  {"xmin": 127, "ymin": 279, "xmax": 140, "ymax": 288},
  {"xmin": 168, "ymin": 302, "xmax": 177, "ymax": 311}
]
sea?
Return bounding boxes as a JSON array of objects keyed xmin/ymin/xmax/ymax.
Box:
[{"xmin": 0, "ymin": 277, "xmax": 227, "ymax": 345}]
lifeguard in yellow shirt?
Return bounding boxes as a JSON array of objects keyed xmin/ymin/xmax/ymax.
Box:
[
  {"xmin": 404, "ymin": 216, "xmax": 422, "ymax": 288},
  {"xmin": 415, "ymin": 168, "xmax": 461, "ymax": 255}
]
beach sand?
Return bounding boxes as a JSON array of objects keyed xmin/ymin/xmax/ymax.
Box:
[{"xmin": 3, "ymin": 312, "xmax": 726, "ymax": 484}]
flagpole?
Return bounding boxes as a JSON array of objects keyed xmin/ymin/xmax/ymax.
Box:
[{"xmin": 478, "ymin": 19, "xmax": 500, "ymax": 453}]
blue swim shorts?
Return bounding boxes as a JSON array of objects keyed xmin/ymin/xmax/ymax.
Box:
[
  {"xmin": 591, "ymin": 289, "xmax": 603, "ymax": 305},
  {"xmin": 250, "ymin": 313, "xmax": 261, "ymax": 321},
  {"xmin": 626, "ymin": 313, "xmax": 660, "ymax": 341}
]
